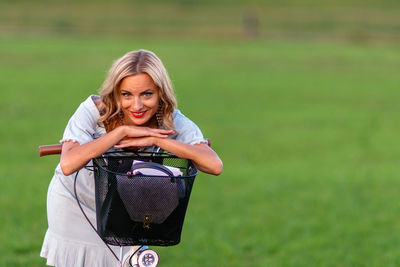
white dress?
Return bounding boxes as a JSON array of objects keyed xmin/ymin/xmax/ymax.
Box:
[{"xmin": 40, "ymin": 95, "xmax": 207, "ymax": 267}]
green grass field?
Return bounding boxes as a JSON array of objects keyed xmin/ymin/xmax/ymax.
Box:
[
  {"xmin": 1, "ymin": 1, "xmax": 400, "ymax": 266},
  {"xmin": 1, "ymin": 35, "xmax": 400, "ymax": 266}
]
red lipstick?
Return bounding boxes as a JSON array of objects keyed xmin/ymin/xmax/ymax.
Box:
[{"xmin": 131, "ymin": 111, "xmax": 146, "ymax": 118}]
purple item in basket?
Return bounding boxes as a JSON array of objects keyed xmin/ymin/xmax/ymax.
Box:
[{"xmin": 116, "ymin": 160, "xmax": 185, "ymax": 225}]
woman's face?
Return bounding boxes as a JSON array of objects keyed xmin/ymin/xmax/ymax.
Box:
[{"xmin": 119, "ymin": 73, "xmax": 160, "ymax": 127}]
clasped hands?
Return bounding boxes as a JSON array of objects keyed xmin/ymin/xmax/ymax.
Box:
[{"xmin": 114, "ymin": 125, "xmax": 174, "ymax": 150}]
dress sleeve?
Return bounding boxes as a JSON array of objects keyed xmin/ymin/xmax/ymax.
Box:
[
  {"xmin": 173, "ymin": 110, "xmax": 208, "ymax": 145},
  {"xmin": 60, "ymin": 100, "xmax": 98, "ymax": 145}
]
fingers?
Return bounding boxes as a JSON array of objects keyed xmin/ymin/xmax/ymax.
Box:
[
  {"xmin": 114, "ymin": 142, "xmax": 145, "ymax": 149},
  {"xmin": 114, "ymin": 143, "xmax": 142, "ymax": 149},
  {"xmin": 125, "ymin": 126, "xmax": 174, "ymax": 138},
  {"xmin": 153, "ymin": 128, "xmax": 174, "ymax": 134},
  {"xmin": 115, "ymin": 139, "xmax": 133, "ymax": 146},
  {"xmin": 114, "ymin": 144, "xmax": 130, "ymax": 149},
  {"xmin": 114, "ymin": 136, "xmax": 155, "ymax": 149},
  {"xmin": 147, "ymin": 132, "xmax": 170, "ymax": 138},
  {"xmin": 148, "ymin": 128, "xmax": 174, "ymax": 137}
]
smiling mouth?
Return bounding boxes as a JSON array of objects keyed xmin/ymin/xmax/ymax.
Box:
[{"xmin": 130, "ymin": 111, "xmax": 146, "ymax": 118}]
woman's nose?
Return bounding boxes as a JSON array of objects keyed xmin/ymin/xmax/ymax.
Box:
[{"xmin": 132, "ymin": 97, "xmax": 143, "ymax": 110}]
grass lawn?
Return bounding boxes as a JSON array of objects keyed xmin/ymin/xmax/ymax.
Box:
[{"xmin": 1, "ymin": 35, "xmax": 400, "ymax": 266}]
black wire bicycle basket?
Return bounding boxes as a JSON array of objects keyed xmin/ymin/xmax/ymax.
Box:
[{"xmin": 92, "ymin": 150, "xmax": 198, "ymax": 247}]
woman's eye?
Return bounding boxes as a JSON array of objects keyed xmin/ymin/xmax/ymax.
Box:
[
  {"xmin": 121, "ymin": 92, "xmax": 130, "ymax": 97},
  {"xmin": 143, "ymin": 92, "xmax": 153, "ymax": 97}
]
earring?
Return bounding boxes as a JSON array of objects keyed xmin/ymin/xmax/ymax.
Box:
[
  {"xmin": 156, "ymin": 104, "xmax": 163, "ymax": 128},
  {"xmin": 119, "ymin": 110, "xmax": 124, "ymax": 125}
]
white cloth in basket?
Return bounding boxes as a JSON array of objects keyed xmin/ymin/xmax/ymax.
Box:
[{"xmin": 129, "ymin": 160, "xmax": 183, "ymax": 177}]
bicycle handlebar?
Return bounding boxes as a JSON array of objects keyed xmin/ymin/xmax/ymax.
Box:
[
  {"xmin": 39, "ymin": 144, "xmax": 62, "ymax": 157},
  {"xmin": 39, "ymin": 139, "xmax": 211, "ymax": 157}
]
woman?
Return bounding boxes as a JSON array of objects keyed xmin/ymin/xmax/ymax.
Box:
[{"xmin": 40, "ymin": 49, "xmax": 223, "ymax": 266}]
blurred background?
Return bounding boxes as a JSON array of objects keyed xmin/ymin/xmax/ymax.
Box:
[
  {"xmin": 1, "ymin": 0, "xmax": 400, "ymax": 41},
  {"xmin": 1, "ymin": 0, "xmax": 400, "ymax": 266}
]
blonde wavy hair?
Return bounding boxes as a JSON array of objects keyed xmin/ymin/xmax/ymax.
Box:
[{"xmin": 98, "ymin": 50, "xmax": 177, "ymax": 132}]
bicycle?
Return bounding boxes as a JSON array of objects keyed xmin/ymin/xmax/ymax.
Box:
[{"xmin": 39, "ymin": 142, "xmax": 209, "ymax": 267}]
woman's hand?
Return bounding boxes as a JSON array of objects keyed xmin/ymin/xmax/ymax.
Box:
[
  {"xmin": 122, "ymin": 125, "xmax": 174, "ymax": 138},
  {"xmin": 114, "ymin": 126, "xmax": 174, "ymax": 150},
  {"xmin": 114, "ymin": 136, "xmax": 156, "ymax": 150}
]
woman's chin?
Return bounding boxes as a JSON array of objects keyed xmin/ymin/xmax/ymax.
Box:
[
  {"xmin": 127, "ymin": 115, "xmax": 157, "ymax": 127},
  {"xmin": 126, "ymin": 117, "xmax": 150, "ymax": 126}
]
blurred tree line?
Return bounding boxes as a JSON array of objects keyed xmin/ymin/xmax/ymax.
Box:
[{"xmin": 0, "ymin": 0, "xmax": 399, "ymax": 42}]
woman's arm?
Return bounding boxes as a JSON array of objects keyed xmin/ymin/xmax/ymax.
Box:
[
  {"xmin": 60, "ymin": 126, "xmax": 174, "ymax": 175},
  {"xmin": 115, "ymin": 137, "xmax": 223, "ymax": 175},
  {"xmin": 156, "ymin": 138, "xmax": 223, "ymax": 175}
]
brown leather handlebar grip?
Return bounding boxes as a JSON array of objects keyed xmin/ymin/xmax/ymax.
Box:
[{"xmin": 39, "ymin": 144, "xmax": 62, "ymax": 157}]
